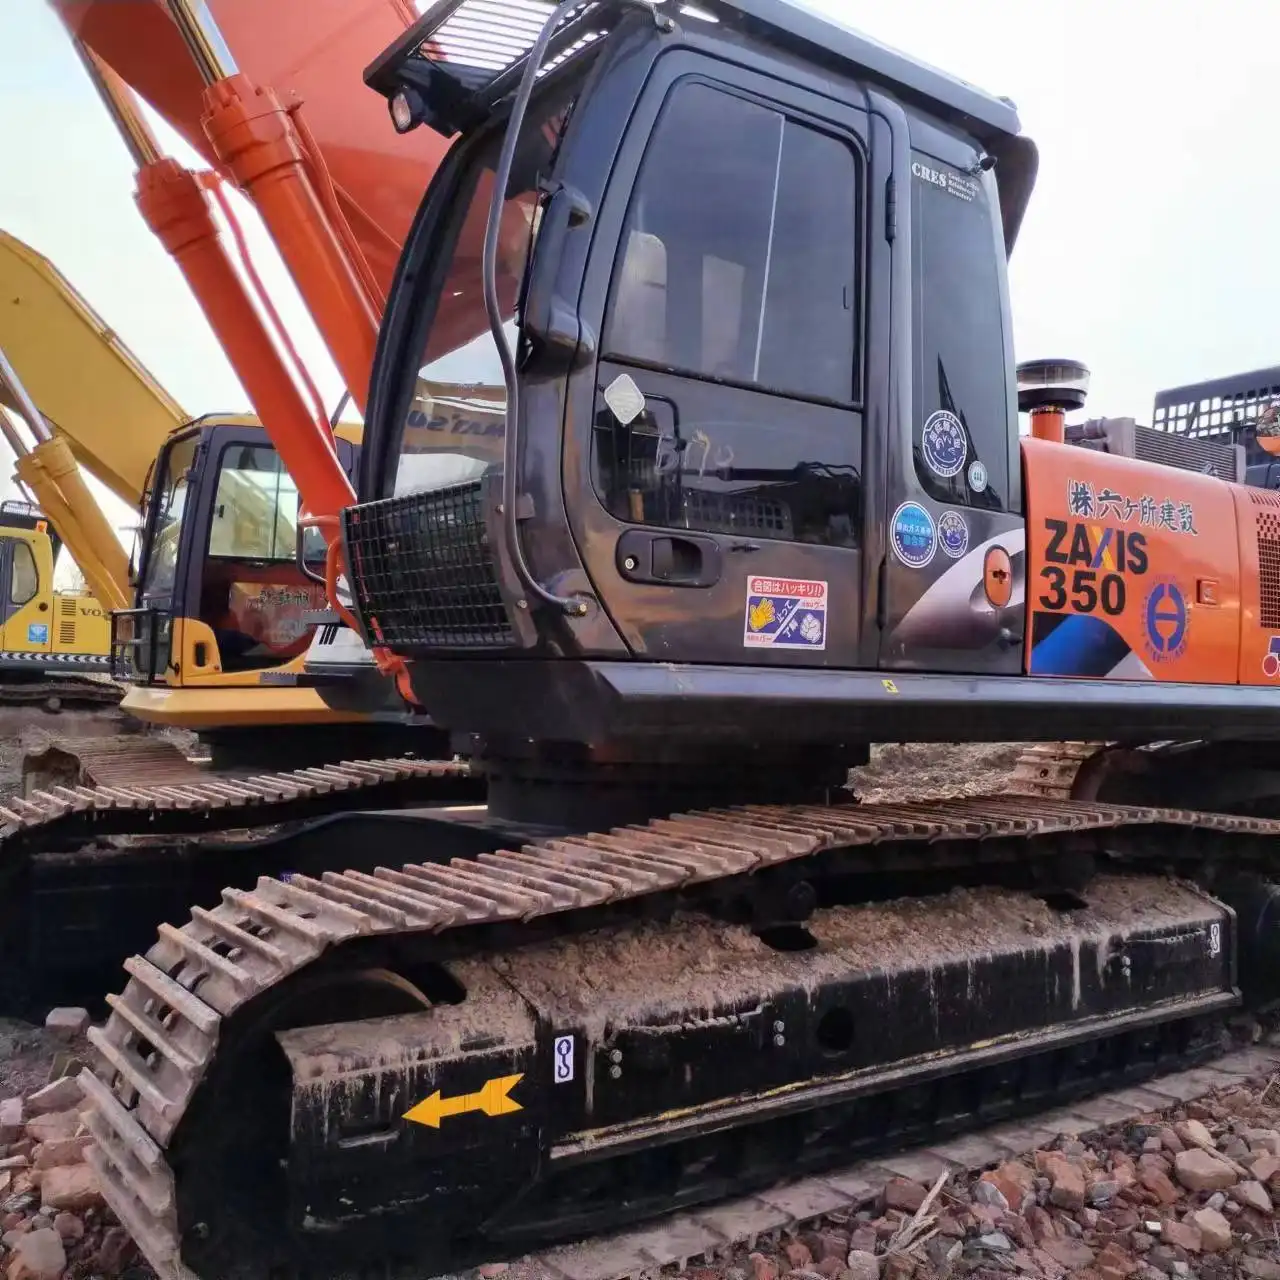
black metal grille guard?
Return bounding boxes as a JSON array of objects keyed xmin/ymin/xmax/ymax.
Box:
[{"xmin": 341, "ymin": 480, "xmax": 515, "ymax": 651}]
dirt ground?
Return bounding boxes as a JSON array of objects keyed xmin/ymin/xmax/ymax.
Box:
[
  {"xmin": 0, "ymin": 1020, "xmax": 75, "ymax": 1104},
  {"xmin": 847, "ymin": 743, "xmax": 1035, "ymax": 804}
]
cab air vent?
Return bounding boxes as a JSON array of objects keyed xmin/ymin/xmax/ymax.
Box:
[{"xmin": 57, "ymin": 597, "xmax": 77, "ymax": 647}]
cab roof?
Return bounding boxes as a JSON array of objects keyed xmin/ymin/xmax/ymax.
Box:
[
  {"xmin": 367, "ymin": 0, "xmax": 1022, "ymax": 145},
  {"xmin": 710, "ymin": 0, "xmax": 1022, "ymax": 142}
]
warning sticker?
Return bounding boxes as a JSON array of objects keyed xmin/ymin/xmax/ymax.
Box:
[{"xmin": 744, "ymin": 576, "xmax": 827, "ymax": 650}]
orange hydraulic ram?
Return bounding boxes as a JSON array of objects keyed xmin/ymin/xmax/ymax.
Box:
[
  {"xmin": 202, "ymin": 75, "xmax": 381, "ymax": 417},
  {"xmin": 134, "ymin": 157, "xmax": 356, "ymax": 522}
]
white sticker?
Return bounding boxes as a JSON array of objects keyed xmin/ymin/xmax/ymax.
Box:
[
  {"xmin": 1208, "ymin": 922, "xmax": 1222, "ymax": 957},
  {"xmin": 921, "ymin": 409, "xmax": 967, "ymax": 479},
  {"xmin": 937, "ymin": 510, "xmax": 969, "ymax": 559},
  {"xmin": 967, "ymin": 459, "xmax": 988, "ymax": 493},
  {"xmin": 603, "ymin": 373, "xmax": 645, "ymax": 425},
  {"xmin": 553, "ymin": 1034, "xmax": 575, "ymax": 1083}
]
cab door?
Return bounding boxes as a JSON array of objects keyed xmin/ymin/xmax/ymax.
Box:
[
  {"xmin": 0, "ymin": 533, "xmax": 51, "ymax": 655},
  {"xmin": 561, "ymin": 53, "xmax": 883, "ymax": 668}
]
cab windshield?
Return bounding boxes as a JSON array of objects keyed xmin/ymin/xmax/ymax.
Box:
[{"xmin": 392, "ymin": 85, "xmax": 578, "ymax": 497}]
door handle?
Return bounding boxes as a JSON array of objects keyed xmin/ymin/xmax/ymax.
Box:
[{"xmin": 616, "ymin": 530, "xmax": 722, "ymax": 588}]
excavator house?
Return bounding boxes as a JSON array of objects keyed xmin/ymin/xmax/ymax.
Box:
[{"xmin": 76, "ymin": 2, "xmax": 1280, "ymax": 1277}]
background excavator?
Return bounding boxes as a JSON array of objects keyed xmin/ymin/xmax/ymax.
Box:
[
  {"xmin": 41, "ymin": 0, "xmax": 508, "ymax": 739},
  {"xmin": 0, "ymin": 208, "xmax": 492, "ymax": 1014},
  {"xmin": 0, "ymin": 225, "xmax": 400, "ymax": 775}
]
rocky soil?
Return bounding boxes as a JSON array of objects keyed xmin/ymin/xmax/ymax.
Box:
[
  {"xmin": 626, "ymin": 1064, "xmax": 1280, "ymax": 1280},
  {"xmin": 0, "ymin": 1010, "xmax": 153, "ymax": 1280}
]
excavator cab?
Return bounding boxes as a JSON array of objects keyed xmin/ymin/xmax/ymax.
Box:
[
  {"xmin": 349, "ymin": 0, "xmax": 1036, "ymax": 822},
  {"xmin": 0, "ymin": 501, "xmax": 111, "ymax": 676},
  {"xmin": 117, "ymin": 416, "xmax": 358, "ymax": 689}
]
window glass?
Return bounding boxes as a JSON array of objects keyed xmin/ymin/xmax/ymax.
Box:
[
  {"xmin": 592, "ymin": 81, "xmax": 863, "ymax": 548},
  {"xmin": 139, "ymin": 434, "xmax": 197, "ymax": 601},
  {"xmin": 9, "ymin": 541, "xmax": 36, "ymax": 605},
  {"xmin": 392, "ymin": 89, "xmax": 578, "ymax": 497},
  {"xmin": 911, "ymin": 156, "xmax": 1010, "ymax": 509},
  {"xmin": 604, "ymin": 82, "xmax": 859, "ymax": 405},
  {"xmin": 208, "ymin": 445, "xmax": 318, "ymax": 563}
]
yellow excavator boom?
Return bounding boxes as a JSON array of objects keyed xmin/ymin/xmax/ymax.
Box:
[
  {"xmin": 0, "ymin": 228, "xmax": 186, "ymax": 508},
  {"xmin": 0, "ymin": 228, "xmax": 194, "ymax": 612}
]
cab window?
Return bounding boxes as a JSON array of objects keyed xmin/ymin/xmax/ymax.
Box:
[
  {"xmin": 605, "ymin": 81, "xmax": 860, "ymax": 404},
  {"xmin": 10, "ymin": 542, "xmax": 37, "ymax": 605},
  {"xmin": 910, "ymin": 153, "xmax": 1011, "ymax": 510},
  {"xmin": 208, "ymin": 445, "xmax": 322, "ymax": 563},
  {"xmin": 593, "ymin": 79, "xmax": 864, "ymax": 548},
  {"xmin": 200, "ymin": 444, "xmax": 326, "ymax": 674},
  {"xmin": 139, "ymin": 434, "xmax": 197, "ymax": 602}
]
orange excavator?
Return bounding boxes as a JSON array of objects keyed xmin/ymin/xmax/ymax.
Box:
[{"xmin": 37, "ymin": 3, "xmax": 1280, "ymax": 1279}]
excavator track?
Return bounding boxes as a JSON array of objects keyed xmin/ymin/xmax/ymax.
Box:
[
  {"xmin": 0, "ymin": 754, "xmax": 477, "ymax": 848},
  {"xmin": 0, "ymin": 750, "xmax": 486, "ymax": 1015},
  {"xmin": 20, "ymin": 731, "xmax": 205, "ymax": 795},
  {"xmin": 79, "ymin": 790, "xmax": 1280, "ymax": 1280},
  {"xmin": 0, "ymin": 673, "xmax": 122, "ymax": 711}
]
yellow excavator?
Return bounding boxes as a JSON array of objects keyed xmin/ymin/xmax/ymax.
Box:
[
  {"xmin": 0, "ymin": 226, "xmax": 505, "ymax": 777},
  {"xmin": 0, "ymin": 230, "xmax": 141, "ymax": 714},
  {"xmin": 0, "ymin": 226, "xmax": 355, "ymax": 753}
]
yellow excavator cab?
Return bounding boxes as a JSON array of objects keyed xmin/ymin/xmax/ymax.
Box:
[
  {"xmin": 0, "ymin": 503, "xmax": 110, "ymax": 675},
  {"xmin": 0, "ymin": 231, "xmax": 365, "ymax": 731}
]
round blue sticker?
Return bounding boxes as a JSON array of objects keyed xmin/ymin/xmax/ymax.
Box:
[
  {"xmin": 891, "ymin": 501, "xmax": 936, "ymax": 568},
  {"xmin": 967, "ymin": 459, "xmax": 988, "ymax": 493},
  {"xmin": 938, "ymin": 510, "xmax": 969, "ymax": 559},
  {"xmin": 921, "ymin": 410, "xmax": 967, "ymax": 479}
]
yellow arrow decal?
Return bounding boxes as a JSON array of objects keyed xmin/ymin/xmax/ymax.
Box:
[{"xmin": 403, "ymin": 1073, "xmax": 524, "ymax": 1129}]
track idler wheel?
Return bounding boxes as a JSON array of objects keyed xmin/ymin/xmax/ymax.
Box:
[{"xmin": 172, "ymin": 963, "xmax": 436, "ymax": 1279}]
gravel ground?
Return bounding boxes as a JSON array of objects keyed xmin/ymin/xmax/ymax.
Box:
[
  {"xmin": 629, "ymin": 1056, "xmax": 1280, "ymax": 1280},
  {"xmin": 848, "ymin": 743, "xmax": 1036, "ymax": 804}
]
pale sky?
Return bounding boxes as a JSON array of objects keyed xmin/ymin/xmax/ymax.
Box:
[{"xmin": 0, "ymin": 0, "xmax": 1277, "ymax": 554}]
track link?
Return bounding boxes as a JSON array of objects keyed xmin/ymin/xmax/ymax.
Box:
[
  {"xmin": 1009, "ymin": 741, "xmax": 1105, "ymax": 799},
  {"xmin": 79, "ymin": 792, "xmax": 1280, "ymax": 1279},
  {"xmin": 0, "ymin": 753, "xmax": 476, "ymax": 850},
  {"xmin": 20, "ymin": 732, "xmax": 204, "ymax": 794},
  {"xmin": 0, "ymin": 674, "xmax": 123, "ymax": 709}
]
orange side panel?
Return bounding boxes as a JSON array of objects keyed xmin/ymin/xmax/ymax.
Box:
[
  {"xmin": 1021, "ymin": 437, "xmax": 1240, "ymax": 684},
  {"xmin": 1230, "ymin": 485, "xmax": 1280, "ymax": 686}
]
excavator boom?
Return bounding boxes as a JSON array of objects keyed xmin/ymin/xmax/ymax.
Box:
[
  {"xmin": 0, "ymin": 228, "xmax": 185, "ymax": 509},
  {"xmin": 53, "ymin": 0, "xmax": 452, "ymax": 407}
]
